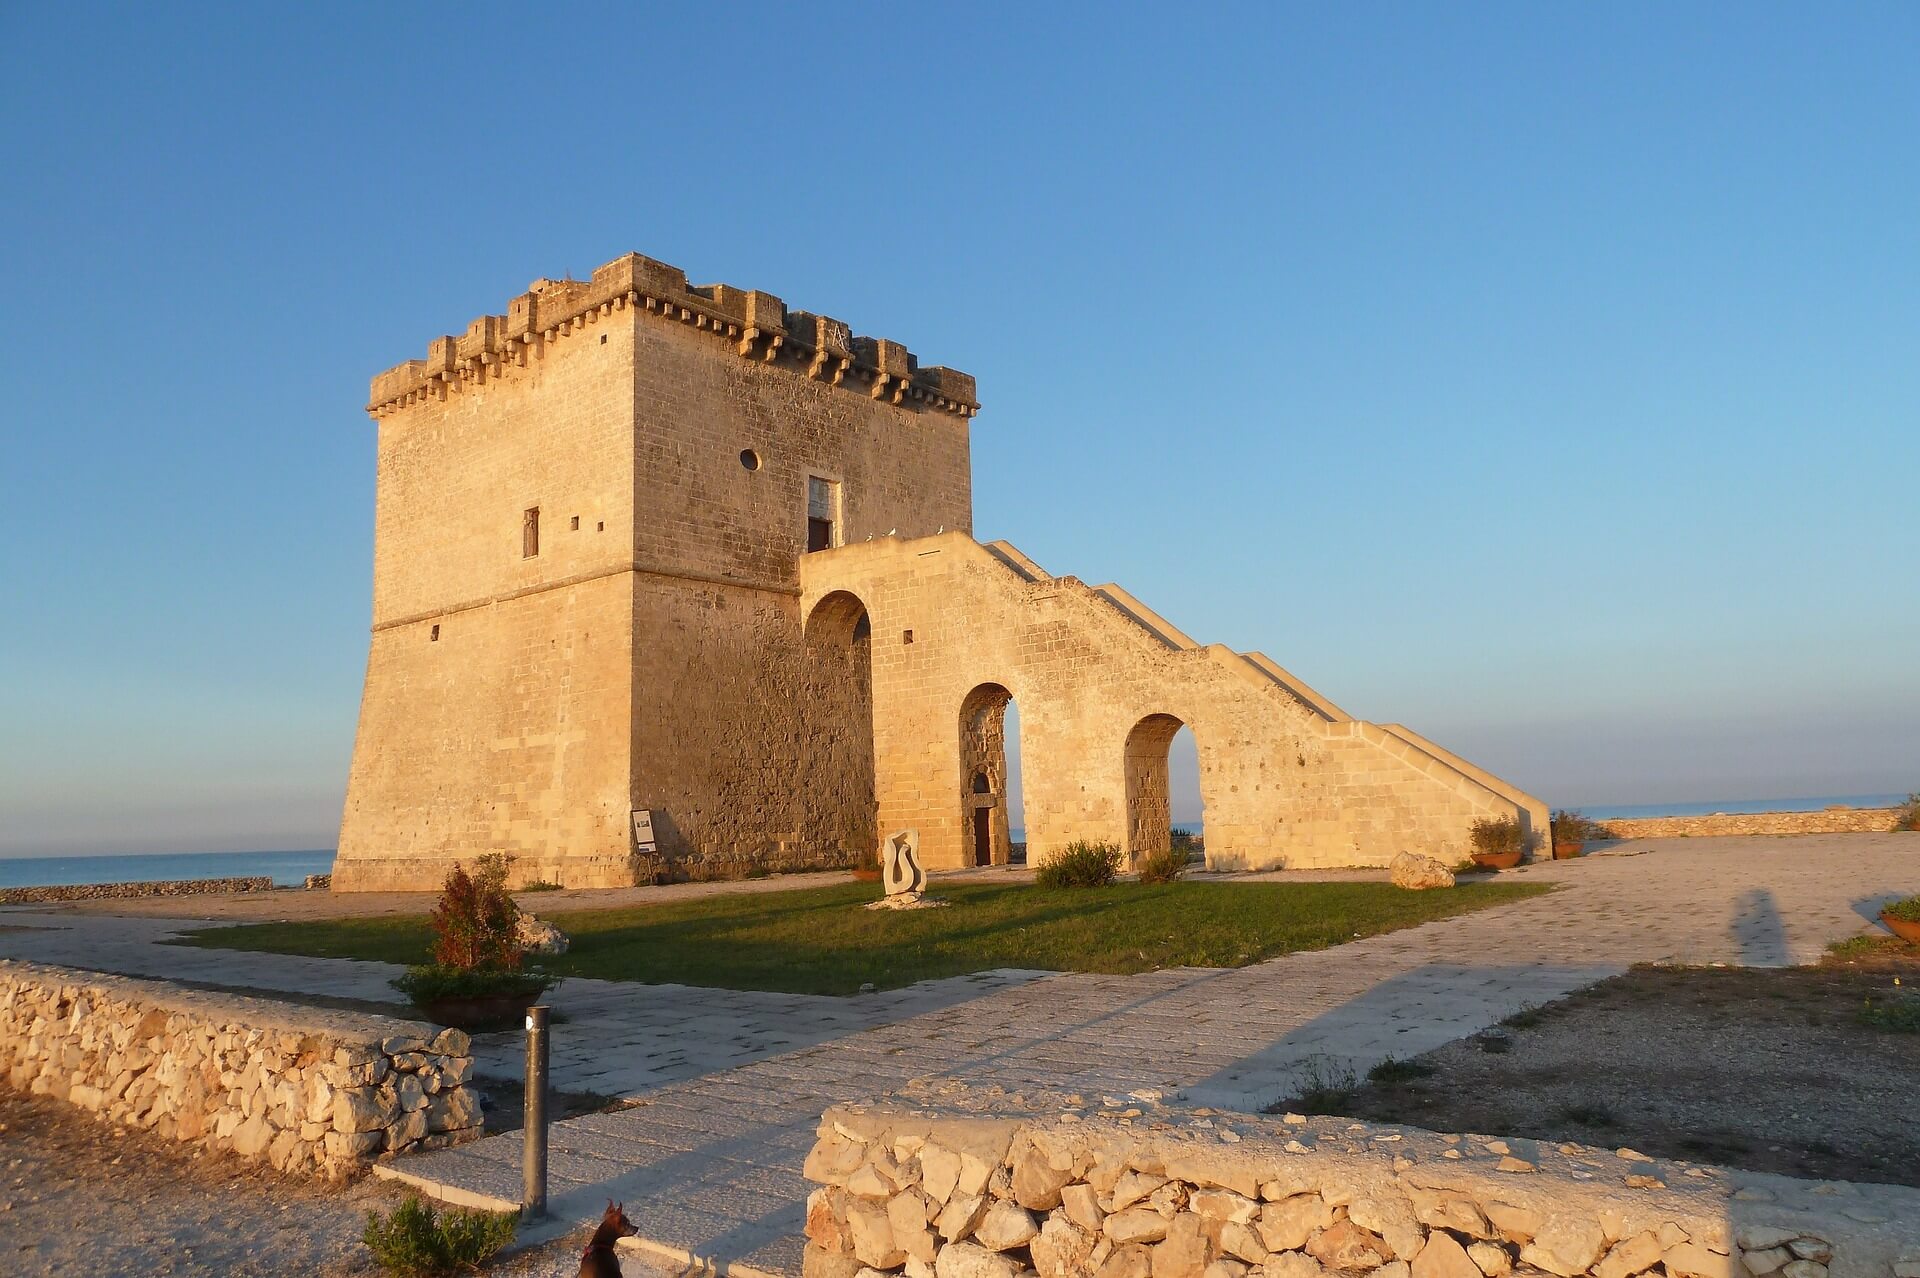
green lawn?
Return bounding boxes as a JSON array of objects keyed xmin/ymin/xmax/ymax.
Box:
[{"xmin": 177, "ymin": 879, "xmax": 1549, "ymax": 996}]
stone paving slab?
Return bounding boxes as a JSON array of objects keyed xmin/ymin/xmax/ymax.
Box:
[{"xmin": 376, "ymin": 836, "xmax": 1917, "ymax": 1275}]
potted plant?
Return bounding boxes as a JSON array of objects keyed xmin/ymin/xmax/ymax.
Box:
[
  {"xmin": 392, "ymin": 854, "xmax": 557, "ymax": 1030},
  {"xmin": 1549, "ymin": 809, "xmax": 1611, "ymax": 859},
  {"xmin": 850, "ymin": 840, "xmax": 882, "ymax": 883},
  {"xmin": 1468, "ymin": 817, "xmax": 1526, "ymax": 870},
  {"xmin": 1881, "ymin": 893, "xmax": 1920, "ymax": 945}
]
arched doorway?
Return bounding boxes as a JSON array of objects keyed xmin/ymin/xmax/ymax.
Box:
[
  {"xmin": 958, "ymin": 683, "xmax": 1021, "ymax": 866},
  {"xmin": 802, "ymin": 591, "xmax": 876, "ymax": 860},
  {"xmin": 1124, "ymin": 713, "xmax": 1197, "ymax": 863}
]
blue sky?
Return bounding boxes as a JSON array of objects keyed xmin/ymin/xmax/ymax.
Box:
[{"xmin": 3, "ymin": 4, "xmax": 1915, "ymax": 855}]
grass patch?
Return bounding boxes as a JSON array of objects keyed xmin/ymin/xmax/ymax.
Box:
[
  {"xmin": 177, "ymin": 879, "xmax": 1549, "ymax": 996},
  {"xmin": 1289, "ymin": 1057, "xmax": 1359, "ymax": 1115},
  {"xmin": 1860, "ymin": 993, "xmax": 1920, "ymax": 1033}
]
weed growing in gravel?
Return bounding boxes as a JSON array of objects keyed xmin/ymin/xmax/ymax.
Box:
[
  {"xmin": 1557, "ymin": 1102, "xmax": 1615, "ymax": 1127},
  {"xmin": 1860, "ymin": 991, "xmax": 1920, "ymax": 1033},
  {"xmin": 1288, "ymin": 1056, "xmax": 1359, "ymax": 1114},
  {"xmin": 1366, "ymin": 1056, "xmax": 1437, "ymax": 1085},
  {"xmin": 1501, "ymin": 1002, "xmax": 1550, "ymax": 1030},
  {"xmin": 363, "ymin": 1195, "xmax": 516, "ymax": 1277}
]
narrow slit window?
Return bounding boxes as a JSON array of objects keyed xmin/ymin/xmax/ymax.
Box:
[
  {"xmin": 522, "ymin": 507, "xmax": 540, "ymax": 558},
  {"xmin": 570, "ymin": 515, "xmax": 580, "ymax": 531}
]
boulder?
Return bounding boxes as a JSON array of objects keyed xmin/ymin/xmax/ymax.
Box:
[
  {"xmin": 1389, "ymin": 852, "xmax": 1455, "ymax": 890},
  {"xmin": 515, "ymin": 912, "xmax": 571, "ymax": 955}
]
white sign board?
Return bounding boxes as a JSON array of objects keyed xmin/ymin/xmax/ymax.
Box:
[{"xmin": 631, "ymin": 809, "xmax": 657, "ymax": 855}]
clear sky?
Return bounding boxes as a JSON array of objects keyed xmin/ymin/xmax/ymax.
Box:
[{"xmin": 3, "ymin": 4, "xmax": 1916, "ymax": 856}]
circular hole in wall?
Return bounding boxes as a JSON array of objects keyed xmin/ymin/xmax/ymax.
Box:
[{"xmin": 740, "ymin": 448, "xmax": 762, "ymax": 472}]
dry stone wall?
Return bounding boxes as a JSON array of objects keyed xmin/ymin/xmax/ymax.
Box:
[
  {"xmin": 1593, "ymin": 811, "xmax": 1902, "ymax": 841},
  {"xmin": 0, "ymin": 876, "xmax": 274, "ymax": 904},
  {"xmin": 802, "ymin": 1104, "xmax": 1920, "ymax": 1278},
  {"xmin": 0, "ymin": 961, "xmax": 483, "ymax": 1178}
]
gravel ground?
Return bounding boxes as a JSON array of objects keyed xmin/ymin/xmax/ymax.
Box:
[
  {"xmin": 1310, "ymin": 947, "xmax": 1920, "ymax": 1187},
  {"xmin": 0, "ymin": 1087, "xmax": 667, "ymax": 1277}
]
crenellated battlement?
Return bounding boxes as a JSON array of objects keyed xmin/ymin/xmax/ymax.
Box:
[{"xmin": 367, "ymin": 251, "xmax": 979, "ymax": 419}]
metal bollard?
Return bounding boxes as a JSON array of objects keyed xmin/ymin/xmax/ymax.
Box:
[{"xmin": 522, "ymin": 1004, "xmax": 549, "ymax": 1221}]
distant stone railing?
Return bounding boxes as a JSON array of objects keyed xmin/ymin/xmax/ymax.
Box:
[
  {"xmin": 802, "ymin": 1102, "xmax": 1920, "ymax": 1278},
  {"xmin": 0, "ymin": 876, "xmax": 276, "ymax": 904},
  {"xmin": 1596, "ymin": 808, "xmax": 1900, "ymax": 841},
  {"xmin": 0, "ymin": 960, "xmax": 483, "ymax": 1178}
]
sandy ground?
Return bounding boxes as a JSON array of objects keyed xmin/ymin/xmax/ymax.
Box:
[
  {"xmin": 0, "ymin": 1088, "xmax": 670, "ymax": 1277},
  {"xmin": 1314, "ymin": 945, "xmax": 1920, "ymax": 1188}
]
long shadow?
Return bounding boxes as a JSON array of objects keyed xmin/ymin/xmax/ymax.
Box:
[{"xmin": 1730, "ymin": 887, "xmax": 1789, "ymax": 966}]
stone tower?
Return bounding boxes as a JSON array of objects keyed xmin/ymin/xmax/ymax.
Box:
[{"xmin": 334, "ymin": 253, "xmax": 978, "ymax": 890}]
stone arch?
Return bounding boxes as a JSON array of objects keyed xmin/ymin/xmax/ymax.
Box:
[
  {"xmin": 1124, "ymin": 713, "xmax": 1187, "ymax": 862},
  {"xmin": 958, "ymin": 682, "xmax": 1017, "ymax": 867},
  {"xmin": 801, "ymin": 590, "xmax": 876, "ymax": 859}
]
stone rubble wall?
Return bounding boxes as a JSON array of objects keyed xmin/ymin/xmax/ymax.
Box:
[
  {"xmin": 1593, "ymin": 811, "xmax": 1901, "ymax": 841},
  {"xmin": 0, "ymin": 960, "xmax": 484, "ymax": 1178},
  {"xmin": 0, "ymin": 876, "xmax": 276, "ymax": 904},
  {"xmin": 802, "ymin": 1104, "xmax": 1920, "ymax": 1278}
]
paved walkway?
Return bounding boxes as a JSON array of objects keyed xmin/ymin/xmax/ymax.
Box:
[{"xmin": 5, "ymin": 835, "xmax": 1915, "ymax": 1275}]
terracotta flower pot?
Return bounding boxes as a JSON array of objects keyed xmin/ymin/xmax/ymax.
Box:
[
  {"xmin": 851, "ymin": 868, "xmax": 882, "ymax": 883},
  {"xmin": 1553, "ymin": 841, "xmax": 1585, "ymax": 860},
  {"xmin": 1881, "ymin": 911, "xmax": 1920, "ymax": 944},
  {"xmin": 1471, "ymin": 849, "xmax": 1522, "ymax": 870}
]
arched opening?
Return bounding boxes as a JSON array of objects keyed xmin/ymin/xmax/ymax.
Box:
[
  {"xmin": 1168, "ymin": 723, "xmax": 1204, "ymax": 861},
  {"xmin": 958, "ymin": 683, "xmax": 1023, "ymax": 867},
  {"xmin": 802, "ymin": 591, "xmax": 876, "ymax": 862},
  {"xmin": 1125, "ymin": 713, "xmax": 1201, "ymax": 863}
]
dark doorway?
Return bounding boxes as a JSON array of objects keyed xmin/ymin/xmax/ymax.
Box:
[{"xmin": 973, "ymin": 805, "xmax": 992, "ymax": 867}]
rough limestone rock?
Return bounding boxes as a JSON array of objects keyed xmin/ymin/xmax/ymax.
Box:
[
  {"xmin": 1389, "ymin": 852, "xmax": 1456, "ymax": 891},
  {"xmin": 515, "ymin": 912, "xmax": 570, "ymax": 955},
  {"xmin": 975, "ymin": 1201, "xmax": 1040, "ymax": 1252}
]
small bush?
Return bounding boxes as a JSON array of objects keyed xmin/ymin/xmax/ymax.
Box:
[
  {"xmin": 1287, "ymin": 1056, "xmax": 1357, "ymax": 1115},
  {"xmin": 1860, "ymin": 993, "xmax": 1920, "ymax": 1033},
  {"xmin": 1035, "ymin": 840, "xmax": 1124, "ymax": 889},
  {"xmin": 1469, "ymin": 817, "xmax": 1525, "ymax": 857},
  {"xmin": 391, "ymin": 965, "xmax": 556, "ymax": 1003},
  {"xmin": 1550, "ymin": 809, "xmax": 1612, "ymax": 844},
  {"xmin": 363, "ymin": 1195, "xmax": 516, "ymax": 1277},
  {"xmin": 519, "ymin": 880, "xmax": 562, "ymax": 893},
  {"xmin": 430, "ymin": 854, "xmax": 523, "ymax": 973},
  {"xmin": 1883, "ymin": 893, "xmax": 1920, "ymax": 923},
  {"xmin": 1893, "ymin": 794, "xmax": 1920, "ymax": 833},
  {"xmin": 1135, "ymin": 844, "xmax": 1189, "ymax": 885}
]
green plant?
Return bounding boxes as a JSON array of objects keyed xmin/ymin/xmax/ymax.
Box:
[
  {"xmin": 429, "ymin": 855, "xmax": 522, "ymax": 973},
  {"xmin": 1883, "ymin": 893, "xmax": 1920, "ymax": 923},
  {"xmin": 1366, "ymin": 1056, "xmax": 1435, "ymax": 1085},
  {"xmin": 362, "ymin": 1195, "xmax": 516, "ymax": 1276},
  {"xmin": 391, "ymin": 965, "xmax": 556, "ymax": 1002},
  {"xmin": 1469, "ymin": 817, "xmax": 1525, "ymax": 857},
  {"xmin": 1035, "ymin": 840, "xmax": 1124, "ymax": 888},
  {"xmin": 1860, "ymin": 992, "xmax": 1920, "ymax": 1033},
  {"xmin": 1287, "ymin": 1056, "xmax": 1357, "ymax": 1115},
  {"xmin": 519, "ymin": 880, "xmax": 562, "ymax": 893},
  {"xmin": 1136, "ymin": 844, "xmax": 1189, "ymax": 885},
  {"xmin": 1550, "ymin": 809, "xmax": 1611, "ymax": 845},
  {"xmin": 1892, "ymin": 794, "xmax": 1920, "ymax": 833}
]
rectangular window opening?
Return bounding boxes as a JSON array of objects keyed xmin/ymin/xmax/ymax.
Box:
[
  {"xmin": 806, "ymin": 476, "xmax": 841, "ymax": 553},
  {"xmin": 430, "ymin": 624, "xmax": 440, "ymax": 642},
  {"xmin": 522, "ymin": 507, "xmax": 540, "ymax": 558},
  {"xmin": 903, "ymin": 629, "xmax": 914, "ymax": 644},
  {"xmin": 570, "ymin": 515, "xmax": 580, "ymax": 531}
]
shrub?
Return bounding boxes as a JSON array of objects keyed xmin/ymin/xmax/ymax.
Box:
[
  {"xmin": 1893, "ymin": 794, "xmax": 1920, "ymax": 833},
  {"xmin": 429, "ymin": 854, "xmax": 523, "ymax": 973},
  {"xmin": 1883, "ymin": 893, "xmax": 1920, "ymax": 923},
  {"xmin": 1035, "ymin": 840, "xmax": 1124, "ymax": 888},
  {"xmin": 1469, "ymin": 817, "xmax": 1525, "ymax": 857},
  {"xmin": 1550, "ymin": 809, "xmax": 1611, "ymax": 844},
  {"xmin": 1136, "ymin": 844, "xmax": 1189, "ymax": 885},
  {"xmin": 390, "ymin": 965, "xmax": 556, "ymax": 1003},
  {"xmin": 363, "ymin": 1195, "xmax": 516, "ymax": 1277},
  {"xmin": 519, "ymin": 880, "xmax": 562, "ymax": 893},
  {"xmin": 1860, "ymin": 993, "xmax": 1920, "ymax": 1034}
]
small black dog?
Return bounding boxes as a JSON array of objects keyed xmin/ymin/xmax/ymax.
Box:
[{"xmin": 579, "ymin": 1200, "xmax": 640, "ymax": 1278}]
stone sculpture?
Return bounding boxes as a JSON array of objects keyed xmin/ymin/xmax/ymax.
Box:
[{"xmin": 882, "ymin": 829, "xmax": 926, "ymax": 897}]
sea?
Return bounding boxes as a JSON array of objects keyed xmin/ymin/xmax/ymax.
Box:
[{"xmin": 0, "ymin": 849, "xmax": 336, "ymax": 891}]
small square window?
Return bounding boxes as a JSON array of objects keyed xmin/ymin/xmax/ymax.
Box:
[
  {"xmin": 596, "ymin": 521, "xmax": 605, "ymax": 532},
  {"xmin": 902, "ymin": 630, "xmax": 914, "ymax": 644}
]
